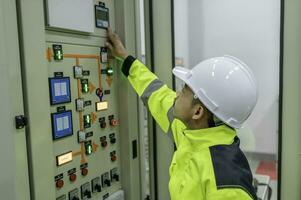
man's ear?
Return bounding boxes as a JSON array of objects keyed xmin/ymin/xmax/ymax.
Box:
[{"xmin": 192, "ymin": 105, "xmax": 204, "ymax": 120}]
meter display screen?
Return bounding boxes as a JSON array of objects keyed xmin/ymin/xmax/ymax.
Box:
[
  {"xmin": 51, "ymin": 110, "xmax": 73, "ymax": 140},
  {"xmin": 95, "ymin": 5, "xmax": 109, "ymax": 28},
  {"xmin": 49, "ymin": 77, "xmax": 71, "ymax": 105},
  {"xmin": 96, "ymin": 9, "xmax": 107, "ymax": 20}
]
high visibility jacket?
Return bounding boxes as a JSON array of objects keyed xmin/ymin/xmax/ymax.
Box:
[{"xmin": 122, "ymin": 56, "xmax": 257, "ymax": 200}]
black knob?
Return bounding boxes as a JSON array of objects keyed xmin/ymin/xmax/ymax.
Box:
[
  {"xmin": 95, "ymin": 184, "xmax": 101, "ymax": 192},
  {"xmin": 110, "ymin": 138, "xmax": 116, "ymax": 144},
  {"xmin": 104, "ymin": 179, "xmax": 111, "ymax": 187},
  {"xmin": 100, "ymin": 122, "xmax": 106, "ymax": 128},
  {"xmin": 84, "ymin": 190, "xmax": 91, "ymax": 198},
  {"xmin": 113, "ymin": 174, "xmax": 119, "ymax": 181},
  {"xmin": 101, "ymin": 141, "xmax": 108, "ymax": 147}
]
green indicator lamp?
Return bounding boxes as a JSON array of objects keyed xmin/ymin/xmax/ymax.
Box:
[
  {"xmin": 53, "ymin": 44, "xmax": 63, "ymax": 61},
  {"xmin": 84, "ymin": 84, "xmax": 89, "ymax": 93},
  {"xmin": 106, "ymin": 67, "xmax": 114, "ymax": 76},
  {"xmin": 83, "ymin": 114, "xmax": 91, "ymax": 128},
  {"xmin": 85, "ymin": 142, "xmax": 93, "ymax": 155}
]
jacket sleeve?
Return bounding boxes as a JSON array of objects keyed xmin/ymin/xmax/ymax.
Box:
[{"xmin": 121, "ymin": 56, "xmax": 176, "ymax": 136}]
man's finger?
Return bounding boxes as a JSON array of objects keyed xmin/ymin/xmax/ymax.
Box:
[{"xmin": 105, "ymin": 42, "xmax": 113, "ymax": 51}]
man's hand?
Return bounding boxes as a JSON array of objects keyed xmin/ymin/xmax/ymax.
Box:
[{"xmin": 106, "ymin": 28, "xmax": 129, "ymax": 60}]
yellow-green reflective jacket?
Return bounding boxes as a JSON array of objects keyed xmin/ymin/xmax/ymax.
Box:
[{"xmin": 122, "ymin": 56, "xmax": 257, "ymax": 200}]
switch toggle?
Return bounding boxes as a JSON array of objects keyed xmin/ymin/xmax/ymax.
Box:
[
  {"xmin": 92, "ymin": 177, "xmax": 102, "ymax": 193},
  {"xmin": 99, "ymin": 117, "xmax": 106, "ymax": 129},
  {"xmin": 110, "ymin": 167, "xmax": 119, "ymax": 182},
  {"xmin": 81, "ymin": 182, "xmax": 92, "ymax": 199},
  {"xmin": 101, "ymin": 172, "xmax": 111, "ymax": 188},
  {"xmin": 109, "ymin": 133, "xmax": 116, "ymax": 144},
  {"xmin": 101, "ymin": 140, "xmax": 108, "ymax": 148},
  {"xmin": 69, "ymin": 188, "xmax": 79, "ymax": 200}
]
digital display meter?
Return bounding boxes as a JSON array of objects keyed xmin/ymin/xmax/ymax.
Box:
[
  {"xmin": 95, "ymin": 3, "xmax": 109, "ymax": 29},
  {"xmin": 51, "ymin": 110, "xmax": 73, "ymax": 140},
  {"xmin": 49, "ymin": 77, "xmax": 71, "ymax": 105}
]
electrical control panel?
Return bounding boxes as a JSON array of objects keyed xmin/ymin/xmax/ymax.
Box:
[
  {"xmin": 45, "ymin": 1, "xmax": 123, "ymax": 199},
  {"xmin": 13, "ymin": 0, "xmax": 140, "ymax": 199},
  {"xmin": 48, "ymin": 41, "xmax": 122, "ymax": 199}
]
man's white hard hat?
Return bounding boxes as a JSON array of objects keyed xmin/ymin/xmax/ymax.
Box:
[{"xmin": 172, "ymin": 55, "xmax": 257, "ymax": 129}]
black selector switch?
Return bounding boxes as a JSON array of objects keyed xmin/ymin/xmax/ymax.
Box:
[
  {"xmin": 69, "ymin": 188, "xmax": 79, "ymax": 200},
  {"xmin": 81, "ymin": 182, "xmax": 92, "ymax": 199},
  {"xmin": 95, "ymin": 184, "xmax": 101, "ymax": 192},
  {"xmin": 84, "ymin": 190, "xmax": 92, "ymax": 198},
  {"xmin": 104, "ymin": 179, "xmax": 111, "ymax": 187},
  {"xmin": 101, "ymin": 172, "xmax": 111, "ymax": 188},
  {"xmin": 109, "ymin": 133, "xmax": 116, "ymax": 144},
  {"xmin": 92, "ymin": 177, "xmax": 102, "ymax": 193},
  {"xmin": 99, "ymin": 117, "xmax": 106, "ymax": 129},
  {"xmin": 110, "ymin": 167, "xmax": 120, "ymax": 182},
  {"xmin": 113, "ymin": 174, "xmax": 119, "ymax": 181}
]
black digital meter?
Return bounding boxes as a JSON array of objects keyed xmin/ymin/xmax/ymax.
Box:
[{"xmin": 95, "ymin": 2, "xmax": 109, "ymax": 29}]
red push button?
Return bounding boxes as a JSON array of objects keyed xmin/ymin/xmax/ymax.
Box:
[
  {"xmin": 111, "ymin": 155, "xmax": 117, "ymax": 162},
  {"xmin": 69, "ymin": 173, "xmax": 77, "ymax": 182},
  {"xmin": 56, "ymin": 179, "xmax": 64, "ymax": 189},
  {"xmin": 110, "ymin": 119, "xmax": 118, "ymax": 127},
  {"xmin": 101, "ymin": 141, "xmax": 108, "ymax": 148},
  {"xmin": 81, "ymin": 168, "xmax": 88, "ymax": 176}
]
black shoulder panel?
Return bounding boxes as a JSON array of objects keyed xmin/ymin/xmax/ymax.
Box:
[{"xmin": 209, "ymin": 137, "xmax": 257, "ymax": 199}]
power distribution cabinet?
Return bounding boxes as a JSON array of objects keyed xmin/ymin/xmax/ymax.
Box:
[{"xmin": 16, "ymin": 0, "xmax": 140, "ymax": 199}]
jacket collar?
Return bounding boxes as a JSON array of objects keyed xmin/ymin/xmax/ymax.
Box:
[{"xmin": 182, "ymin": 125, "xmax": 237, "ymax": 149}]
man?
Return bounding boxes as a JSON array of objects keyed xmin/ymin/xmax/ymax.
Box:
[{"xmin": 106, "ymin": 28, "xmax": 257, "ymax": 200}]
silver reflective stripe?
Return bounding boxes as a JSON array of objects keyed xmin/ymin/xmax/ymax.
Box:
[
  {"xmin": 141, "ymin": 79, "xmax": 164, "ymax": 106},
  {"xmin": 167, "ymin": 106, "xmax": 175, "ymax": 140}
]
